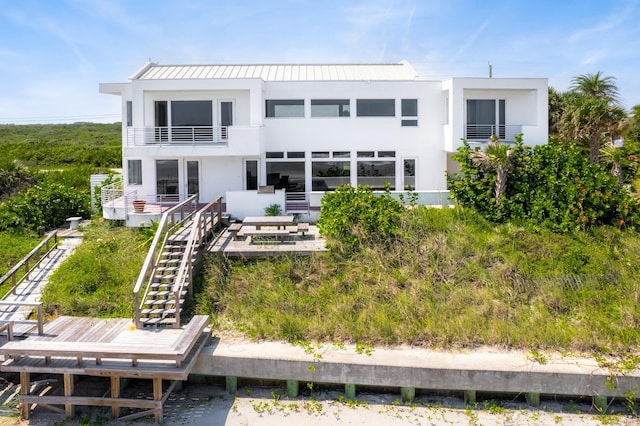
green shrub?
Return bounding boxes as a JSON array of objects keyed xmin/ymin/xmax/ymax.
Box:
[
  {"xmin": 0, "ymin": 176, "xmax": 90, "ymax": 231},
  {"xmin": 317, "ymin": 184, "xmax": 404, "ymax": 253},
  {"xmin": 264, "ymin": 203, "xmax": 282, "ymax": 216},
  {"xmin": 448, "ymin": 137, "xmax": 640, "ymax": 232}
]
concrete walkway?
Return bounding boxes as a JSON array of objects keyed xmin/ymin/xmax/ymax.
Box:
[{"xmin": 0, "ymin": 236, "xmax": 82, "ymax": 331}]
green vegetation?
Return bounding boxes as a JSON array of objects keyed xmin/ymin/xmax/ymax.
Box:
[
  {"xmin": 41, "ymin": 220, "xmax": 146, "ymax": 318},
  {"xmin": 199, "ymin": 207, "xmax": 640, "ymax": 352},
  {"xmin": 0, "ymin": 122, "xmax": 121, "ymax": 168},
  {"xmin": 317, "ymin": 184, "xmax": 404, "ymax": 253},
  {"xmin": 449, "ymin": 137, "xmax": 640, "ymax": 232},
  {"xmin": 0, "ymin": 230, "xmax": 41, "ymax": 279}
]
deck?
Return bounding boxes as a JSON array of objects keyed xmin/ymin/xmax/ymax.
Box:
[
  {"xmin": 0, "ymin": 315, "xmax": 210, "ymax": 422},
  {"xmin": 209, "ymin": 224, "xmax": 327, "ymax": 258}
]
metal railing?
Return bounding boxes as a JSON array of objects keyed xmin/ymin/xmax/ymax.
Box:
[
  {"xmin": 171, "ymin": 197, "xmax": 223, "ymax": 328},
  {"xmin": 126, "ymin": 126, "xmax": 229, "ymax": 146},
  {"xmin": 464, "ymin": 124, "xmax": 522, "ymax": 142}
]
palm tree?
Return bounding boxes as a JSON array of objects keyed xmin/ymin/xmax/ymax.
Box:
[
  {"xmin": 559, "ymin": 91, "xmax": 627, "ymax": 164},
  {"xmin": 600, "ymin": 142, "xmax": 624, "ymax": 185},
  {"xmin": 470, "ymin": 137, "xmax": 514, "ymax": 205},
  {"xmin": 569, "ymin": 71, "xmax": 621, "ymax": 105}
]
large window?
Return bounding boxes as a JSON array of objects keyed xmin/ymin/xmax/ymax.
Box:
[
  {"xmin": 266, "ymin": 100, "xmax": 304, "ymax": 117},
  {"xmin": 126, "ymin": 101, "xmax": 132, "ymax": 127},
  {"xmin": 156, "ymin": 159, "xmax": 179, "ymax": 201},
  {"xmin": 466, "ymin": 99, "xmax": 505, "ymax": 139},
  {"xmin": 356, "ymin": 99, "xmax": 395, "ymax": 117},
  {"xmin": 266, "ymin": 162, "xmax": 306, "ymax": 192},
  {"xmin": 127, "ymin": 159, "xmax": 142, "ymax": 185},
  {"xmin": 311, "ymin": 99, "xmax": 350, "ymax": 117},
  {"xmin": 171, "ymin": 101, "xmax": 212, "ymax": 126},
  {"xmin": 312, "ymin": 161, "xmax": 350, "ymax": 191},
  {"xmin": 357, "ymin": 160, "xmax": 395, "ymax": 190}
]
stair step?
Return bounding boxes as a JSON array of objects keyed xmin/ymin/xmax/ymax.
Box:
[
  {"xmin": 162, "ymin": 252, "xmax": 184, "ymax": 258},
  {"xmin": 148, "ymin": 290, "xmax": 187, "ymax": 298},
  {"xmin": 156, "ymin": 266, "xmax": 179, "ymax": 273},
  {"xmin": 143, "ymin": 298, "xmax": 186, "ymax": 306},
  {"xmin": 153, "ymin": 274, "xmax": 177, "ymax": 280},
  {"xmin": 140, "ymin": 317, "xmax": 178, "ymax": 326},
  {"xmin": 141, "ymin": 308, "xmax": 177, "ymax": 316}
]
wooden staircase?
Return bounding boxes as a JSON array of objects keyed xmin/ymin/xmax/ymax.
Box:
[{"xmin": 134, "ymin": 195, "xmax": 223, "ymax": 328}]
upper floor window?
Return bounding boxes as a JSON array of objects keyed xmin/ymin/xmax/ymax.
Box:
[
  {"xmin": 266, "ymin": 100, "xmax": 304, "ymax": 118},
  {"xmin": 171, "ymin": 101, "xmax": 213, "ymax": 126},
  {"xmin": 311, "ymin": 99, "xmax": 350, "ymax": 117},
  {"xmin": 356, "ymin": 99, "xmax": 395, "ymax": 117},
  {"xmin": 466, "ymin": 99, "xmax": 505, "ymax": 140},
  {"xmin": 401, "ymin": 99, "xmax": 418, "ymax": 126},
  {"xmin": 126, "ymin": 101, "xmax": 132, "ymax": 127}
]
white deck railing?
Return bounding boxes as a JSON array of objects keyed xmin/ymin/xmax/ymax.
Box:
[{"xmin": 126, "ymin": 126, "xmax": 228, "ymax": 146}]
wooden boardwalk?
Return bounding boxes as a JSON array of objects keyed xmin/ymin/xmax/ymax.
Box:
[{"xmin": 0, "ymin": 315, "xmax": 210, "ymax": 422}]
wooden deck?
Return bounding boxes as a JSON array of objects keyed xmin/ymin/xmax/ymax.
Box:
[
  {"xmin": 0, "ymin": 315, "xmax": 210, "ymax": 422},
  {"xmin": 209, "ymin": 224, "xmax": 327, "ymax": 258}
]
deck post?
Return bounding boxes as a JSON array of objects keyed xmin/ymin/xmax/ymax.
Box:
[
  {"xmin": 153, "ymin": 377, "xmax": 163, "ymax": 423},
  {"xmin": 64, "ymin": 373, "xmax": 75, "ymax": 417},
  {"xmin": 19, "ymin": 371, "xmax": 29, "ymax": 419},
  {"xmin": 526, "ymin": 392, "xmax": 540, "ymax": 407},
  {"xmin": 286, "ymin": 380, "xmax": 298, "ymax": 398},
  {"xmin": 225, "ymin": 376, "xmax": 237, "ymax": 394},
  {"xmin": 464, "ymin": 390, "xmax": 476, "ymax": 404},
  {"xmin": 344, "ymin": 383, "xmax": 356, "ymax": 400},
  {"xmin": 111, "ymin": 376, "xmax": 120, "ymax": 418},
  {"xmin": 593, "ymin": 395, "xmax": 608, "ymax": 413},
  {"xmin": 401, "ymin": 386, "xmax": 415, "ymax": 403}
]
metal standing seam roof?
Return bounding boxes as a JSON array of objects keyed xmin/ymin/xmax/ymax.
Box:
[{"xmin": 132, "ymin": 62, "xmax": 418, "ymax": 81}]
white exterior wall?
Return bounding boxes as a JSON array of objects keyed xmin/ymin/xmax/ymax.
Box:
[{"xmin": 100, "ymin": 64, "xmax": 548, "ymax": 217}]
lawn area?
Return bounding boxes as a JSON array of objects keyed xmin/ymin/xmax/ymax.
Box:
[{"xmin": 198, "ymin": 207, "xmax": 640, "ymax": 354}]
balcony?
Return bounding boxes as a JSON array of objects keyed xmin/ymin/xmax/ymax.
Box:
[
  {"xmin": 126, "ymin": 126, "xmax": 228, "ymax": 147},
  {"xmin": 465, "ymin": 124, "xmax": 523, "ymax": 143},
  {"xmin": 125, "ymin": 126, "xmax": 263, "ymax": 156}
]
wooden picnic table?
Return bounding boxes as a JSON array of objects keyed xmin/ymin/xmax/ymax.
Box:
[{"xmin": 242, "ymin": 215, "xmax": 295, "ymax": 230}]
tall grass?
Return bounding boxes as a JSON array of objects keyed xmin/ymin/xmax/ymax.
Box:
[
  {"xmin": 0, "ymin": 230, "xmax": 41, "ymax": 293},
  {"xmin": 199, "ymin": 207, "xmax": 640, "ymax": 352},
  {"xmin": 42, "ymin": 220, "xmax": 146, "ymax": 318}
]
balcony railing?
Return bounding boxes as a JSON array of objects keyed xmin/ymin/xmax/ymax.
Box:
[
  {"xmin": 126, "ymin": 126, "xmax": 228, "ymax": 147},
  {"xmin": 465, "ymin": 124, "xmax": 522, "ymax": 142}
]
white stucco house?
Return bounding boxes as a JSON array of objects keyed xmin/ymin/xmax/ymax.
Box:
[{"xmin": 99, "ymin": 61, "xmax": 547, "ymax": 222}]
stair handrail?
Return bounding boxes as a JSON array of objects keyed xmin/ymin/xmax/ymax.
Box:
[
  {"xmin": 133, "ymin": 194, "xmax": 200, "ymax": 328},
  {"xmin": 0, "ymin": 231, "xmax": 58, "ymax": 300},
  {"xmin": 171, "ymin": 197, "xmax": 223, "ymax": 328}
]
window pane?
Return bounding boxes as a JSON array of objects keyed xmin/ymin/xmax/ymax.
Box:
[
  {"xmin": 401, "ymin": 119, "xmax": 418, "ymax": 127},
  {"xmin": 127, "ymin": 160, "xmax": 142, "ymax": 185},
  {"xmin": 333, "ymin": 151, "xmax": 350, "ymax": 158},
  {"xmin": 266, "ymin": 100, "xmax": 304, "ymax": 117},
  {"xmin": 246, "ymin": 160, "xmax": 258, "ymax": 190},
  {"xmin": 266, "ymin": 152, "xmax": 284, "ymax": 158},
  {"xmin": 404, "ymin": 159, "xmax": 415, "ymax": 190},
  {"xmin": 266, "ymin": 162, "xmax": 306, "ymax": 192},
  {"xmin": 401, "ymin": 99, "xmax": 417, "ymax": 116},
  {"xmin": 357, "ymin": 160, "xmax": 395, "ymax": 190},
  {"xmin": 126, "ymin": 101, "xmax": 132, "ymax": 127},
  {"xmin": 466, "ymin": 99, "xmax": 495, "ymax": 139},
  {"xmin": 357, "ymin": 151, "xmax": 374, "ymax": 158},
  {"xmin": 312, "ymin": 161, "xmax": 350, "ymax": 191},
  {"xmin": 378, "ymin": 151, "xmax": 395, "ymax": 158},
  {"xmin": 171, "ymin": 101, "xmax": 212, "ymax": 126},
  {"xmin": 287, "ymin": 152, "xmax": 305, "ymax": 158},
  {"xmin": 311, "ymin": 99, "xmax": 350, "ymax": 117},
  {"xmin": 356, "ymin": 99, "xmax": 395, "ymax": 117},
  {"xmin": 156, "ymin": 159, "xmax": 179, "ymax": 201},
  {"xmin": 312, "ymin": 151, "xmax": 330, "ymax": 158}
]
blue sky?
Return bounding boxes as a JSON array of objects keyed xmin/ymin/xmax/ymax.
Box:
[{"xmin": 1, "ymin": 0, "xmax": 639, "ymax": 124}]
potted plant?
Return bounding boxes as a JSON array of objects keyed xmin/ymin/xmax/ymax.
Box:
[{"xmin": 132, "ymin": 199, "xmax": 146, "ymax": 213}]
